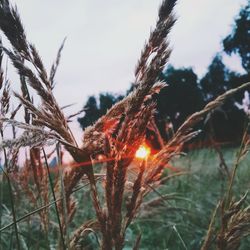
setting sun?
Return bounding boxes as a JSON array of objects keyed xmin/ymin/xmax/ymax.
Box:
[{"xmin": 135, "ymin": 145, "xmax": 151, "ymax": 159}]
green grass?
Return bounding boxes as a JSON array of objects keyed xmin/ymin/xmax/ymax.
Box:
[
  {"xmin": 130, "ymin": 147, "xmax": 250, "ymax": 250},
  {"xmin": 0, "ymin": 147, "xmax": 250, "ymax": 249}
]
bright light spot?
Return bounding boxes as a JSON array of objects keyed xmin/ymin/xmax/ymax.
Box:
[{"xmin": 135, "ymin": 145, "xmax": 151, "ymax": 159}]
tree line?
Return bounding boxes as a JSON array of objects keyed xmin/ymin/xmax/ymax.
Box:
[{"xmin": 78, "ymin": 1, "xmax": 250, "ymax": 146}]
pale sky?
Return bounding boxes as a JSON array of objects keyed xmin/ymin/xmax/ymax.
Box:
[{"xmin": 2, "ymin": 0, "xmax": 248, "ymax": 145}]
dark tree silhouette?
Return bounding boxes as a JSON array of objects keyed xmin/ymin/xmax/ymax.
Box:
[
  {"xmin": 221, "ymin": 0, "xmax": 250, "ymax": 102},
  {"xmin": 78, "ymin": 2, "xmax": 250, "ymax": 145},
  {"xmin": 78, "ymin": 96, "xmax": 100, "ymax": 129},
  {"xmin": 157, "ymin": 66, "xmax": 204, "ymax": 130},
  {"xmin": 223, "ymin": 0, "xmax": 250, "ymax": 73},
  {"xmin": 78, "ymin": 93, "xmax": 123, "ymax": 129},
  {"xmin": 200, "ymin": 54, "xmax": 230, "ymax": 101}
]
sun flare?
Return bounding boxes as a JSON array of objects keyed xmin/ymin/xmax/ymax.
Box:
[{"xmin": 135, "ymin": 145, "xmax": 151, "ymax": 159}]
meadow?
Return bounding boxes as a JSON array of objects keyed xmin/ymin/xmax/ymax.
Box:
[
  {"xmin": 1, "ymin": 148, "xmax": 250, "ymax": 249},
  {"xmin": 0, "ymin": 0, "xmax": 250, "ymax": 249}
]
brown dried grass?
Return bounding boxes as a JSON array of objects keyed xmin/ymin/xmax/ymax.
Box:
[{"xmin": 0, "ymin": 0, "xmax": 250, "ymax": 249}]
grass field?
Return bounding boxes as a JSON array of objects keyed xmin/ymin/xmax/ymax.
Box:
[
  {"xmin": 1, "ymin": 147, "xmax": 249, "ymax": 249},
  {"xmin": 0, "ymin": 1, "xmax": 250, "ymax": 249},
  {"xmin": 132, "ymin": 147, "xmax": 250, "ymax": 250}
]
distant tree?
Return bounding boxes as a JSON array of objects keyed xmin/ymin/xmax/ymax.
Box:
[
  {"xmin": 78, "ymin": 96, "xmax": 100, "ymax": 129},
  {"xmin": 203, "ymin": 101, "xmax": 245, "ymax": 143},
  {"xmin": 157, "ymin": 66, "xmax": 204, "ymax": 130},
  {"xmin": 199, "ymin": 55, "xmax": 247, "ymax": 143},
  {"xmin": 225, "ymin": 71, "xmax": 250, "ymax": 102},
  {"xmin": 200, "ymin": 0, "xmax": 250, "ymax": 143},
  {"xmin": 78, "ymin": 2, "xmax": 250, "ymax": 145},
  {"xmin": 78, "ymin": 93, "xmax": 123, "ymax": 129},
  {"xmin": 99, "ymin": 93, "xmax": 120, "ymax": 115},
  {"xmin": 200, "ymin": 54, "xmax": 230, "ymax": 101},
  {"xmin": 223, "ymin": 1, "xmax": 250, "ymax": 73}
]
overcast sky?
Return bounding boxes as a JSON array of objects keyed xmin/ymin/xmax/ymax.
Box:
[{"xmin": 2, "ymin": 0, "xmax": 248, "ymax": 144}]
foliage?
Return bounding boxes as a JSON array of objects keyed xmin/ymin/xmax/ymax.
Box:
[
  {"xmin": 133, "ymin": 148, "xmax": 250, "ymax": 250},
  {"xmin": 1, "ymin": 148, "xmax": 250, "ymax": 249},
  {"xmin": 158, "ymin": 66, "xmax": 204, "ymax": 130},
  {"xmin": 223, "ymin": 0, "xmax": 250, "ymax": 73},
  {"xmin": 78, "ymin": 93, "xmax": 123, "ymax": 129},
  {"xmin": 0, "ymin": 0, "xmax": 250, "ymax": 250},
  {"xmin": 200, "ymin": 54, "xmax": 230, "ymax": 101},
  {"xmin": 78, "ymin": 2, "xmax": 250, "ymax": 144}
]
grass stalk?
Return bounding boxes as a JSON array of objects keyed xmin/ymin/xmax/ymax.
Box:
[
  {"xmin": 0, "ymin": 130, "xmax": 20, "ymax": 250},
  {"xmin": 0, "ymin": 177, "xmax": 102, "ymax": 232},
  {"xmin": 0, "ymin": 171, "xmax": 3, "ymax": 250},
  {"xmin": 42, "ymin": 148, "xmax": 66, "ymax": 250},
  {"xmin": 200, "ymin": 201, "xmax": 220, "ymax": 250},
  {"xmin": 226, "ymin": 122, "xmax": 249, "ymax": 206},
  {"xmin": 0, "ymin": 166, "xmax": 20, "ymax": 250},
  {"xmin": 172, "ymin": 225, "xmax": 187, "ymax": 250},
  {"xmin": 5, "ymin": 175, "xmax": 20, "ymax": 250},
  {"xmin": 57, "ymin": 143, "xmax": 70, "ymax": 247}
]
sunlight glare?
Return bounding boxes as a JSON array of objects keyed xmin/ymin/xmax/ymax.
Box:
[{"xmin": 135, "ymin": 145, "xmax": 151, "ymax": 159}]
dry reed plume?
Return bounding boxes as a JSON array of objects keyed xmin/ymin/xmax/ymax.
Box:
[{"xmin": 0, "ymin": 0, "xmax": 249, "ymax": 249}]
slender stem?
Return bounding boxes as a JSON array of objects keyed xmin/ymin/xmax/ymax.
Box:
[
  {"xmin": 42, "ymin": 148, "xmax": 66, "ymax": 250},
  {"xmin": 0, "ymin": 130, "xmax": 20, "ymax": 250},
  {"xmin": 0, "ymin": 170, "xmax": 3, "ymax": 250},
  {"xmin": 87, "ymin": 169, "xmax": 110, "ymax": 249},
  {"xmin": 173, "ymin": 225, "xmax": 187, "ymax": 250},
  {"xmin": 200, "ymin": 202, "xmax": 220, "ymax": 250},
  {"xmin": 0, "ymin": 167, "xmax": 20, "ymax": 250},
  {"xmin": 0, "ymin": 177, "xmax": 102, "ymax": 232},
  {"xmin": 226, "ymin": 122, "xmax": 249, "ymax": 206},
  {"xmin": 56, "ymin": 143, "xmax": 69, "ymax": 247}
]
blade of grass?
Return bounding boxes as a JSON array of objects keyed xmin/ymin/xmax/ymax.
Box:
[
  {"xmin": 42, "ymin": 148, "xmax": 66, "ymax": 250},
  {"xmin": 201, "ymin": 201, "xmax": 220, "ymax": 250},
  {"xmin": 0, "ymin": 130, "xmax": 20, "ymax": 250},
  {"xmin": 226, "ymin": 122, "xmax": 249, "ymax": 206},
  {"xmin": 0, "ymin": 167, "xmax": 20, "ymax": 250},
  {"xmin": 0, "ymin": 172, "xmax": 3, "ymax": 250},
  {"xmin": 173, "ymin": 225, "xmax": 187, "ymax": 250},
  {"xmin": 0, "ymin": 175, "xmax": 102, "ymax": 232},
  {"xmin": 56, "ymin": 143, "xmax": 69, "ymax": 247}
]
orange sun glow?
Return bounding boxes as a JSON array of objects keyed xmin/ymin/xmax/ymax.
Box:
[{"xmin": 135, "ymin": 145, "xmax": 151, "ymax": 159}]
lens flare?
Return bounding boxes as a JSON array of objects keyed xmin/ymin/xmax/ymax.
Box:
[{"xmin": 135, "ymin": 145, "xmax": 151, "ymax": 159}]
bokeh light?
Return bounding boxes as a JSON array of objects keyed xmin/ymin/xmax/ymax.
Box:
[{"xmin": 135, "ymin": 144, "xmax": 151, "ymax": 159}]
